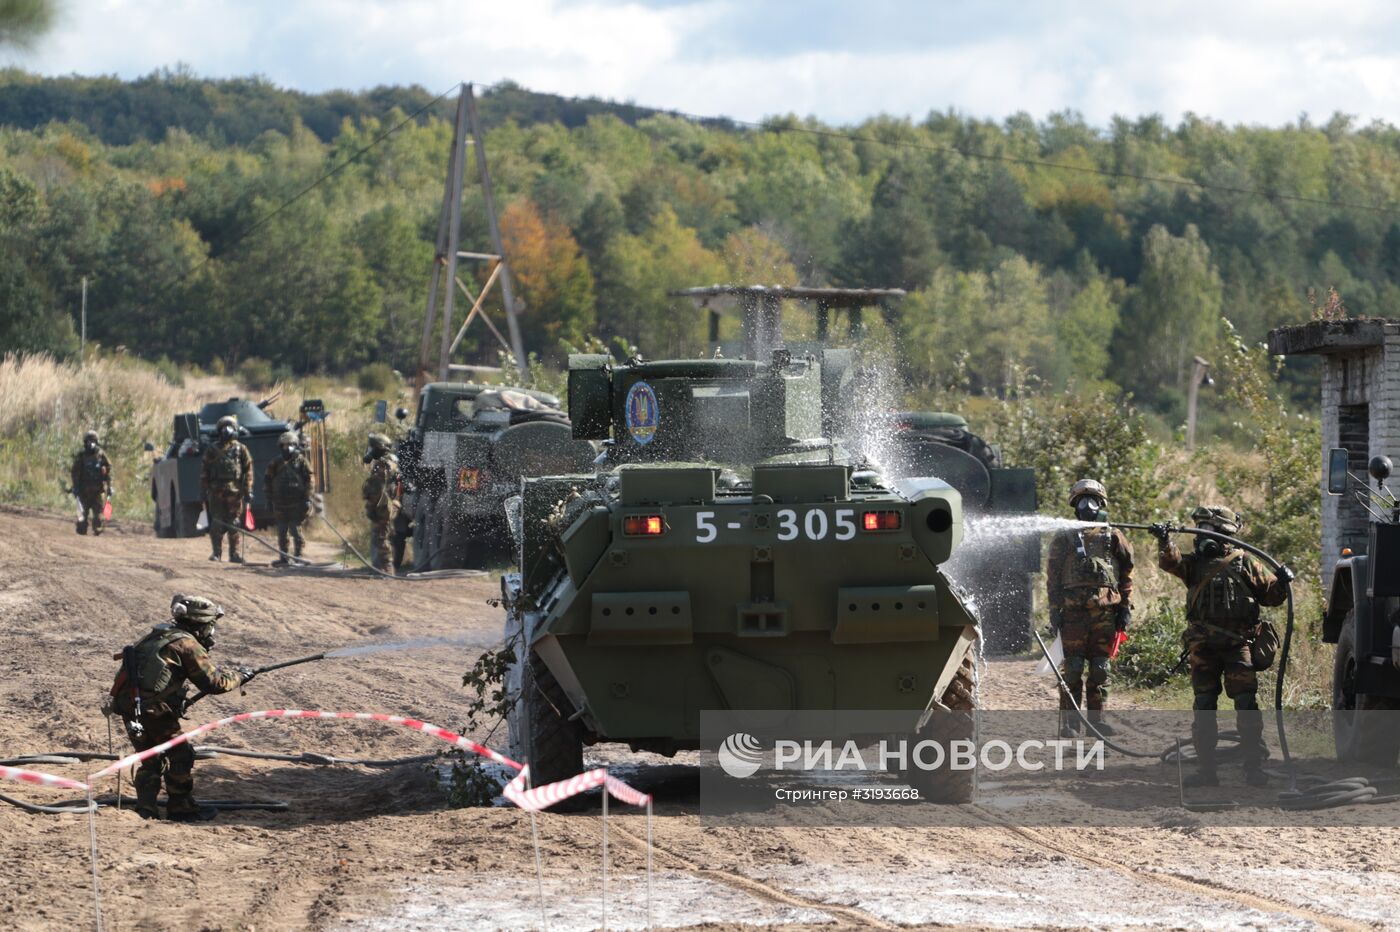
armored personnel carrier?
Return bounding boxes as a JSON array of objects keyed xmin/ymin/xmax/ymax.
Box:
[
  {"xmin": 503, "ymin": 343, "xmax": 982, "ymax": 800},
  {"xmin": 406, "ymin": 381, "xmax": 596, "ymax": 570},
  {"xmin": 151, "ymin": 397, "xmax": 295, "ymax": 537}
]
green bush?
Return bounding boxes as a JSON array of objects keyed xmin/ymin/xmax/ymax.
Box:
[
  {"xmin": 356, "ymin": 362, "xmax": 400, "ymax": 396},
  {"xmin": 237, "ymin": 357, "xmax": 275, "ymax": 390},
  {"xmin": 1116, "ymin": 596, "xmax": 1186, "ymax": 689},
  {"xmin": 152, "ymin": 355, "xmax": 183, "ymax": 387}
]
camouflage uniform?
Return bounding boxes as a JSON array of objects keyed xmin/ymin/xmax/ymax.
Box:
[
  {"xmin": 107, "ymin": 599, "xmax": 246, "ymax": 820},
  {"xmin": 362, "ymin": 440, "xmax": 400, "ymax": 573},
  {"xmin": 1047, "ymin": 526, "xmax": 1134, "ymax": 713},
  {"xmin": 1159, "ymin": 537, "xmax": 1287, "ymax": 779},
  {"xmin": 264, "ymin": 449, "xmax": 313, "ymax": 560},
  {"xmin": 70, "ymin": 444, "xmax": 112, "ymax": 535},
  {"xmin": 201, "ymin": 437, "xmax": 253, "ymax": 561}
]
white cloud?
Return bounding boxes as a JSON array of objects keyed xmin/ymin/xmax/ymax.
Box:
[{"xmin": 11, "ymin": 0, "xmax": 1400, "ymax": 127}]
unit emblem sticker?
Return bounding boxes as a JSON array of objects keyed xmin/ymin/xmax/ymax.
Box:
[{"xmin": 625, "ymin": 381, "xmax": 660, "ymax": 445}]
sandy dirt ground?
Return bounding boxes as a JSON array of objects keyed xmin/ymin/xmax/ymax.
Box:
[{"xmin": 3, "ymin": 505, "xmax": 1400, "ymax": 930}]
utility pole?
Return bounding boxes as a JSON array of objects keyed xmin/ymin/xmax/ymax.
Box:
[
  {"xmin": 464, "ymin": 84, "xmax": 527, "ymax": 372},
  {"xmin": 79, "ymin": 276, "xmax": 87, "ymax": 358},
  {"xmin": 1185, "ymin": 355, "xmax": 1213, "ymax": 451},
  {"xmin": 415, "ymin": 83, "xmax": 528, "ymax": 393}
]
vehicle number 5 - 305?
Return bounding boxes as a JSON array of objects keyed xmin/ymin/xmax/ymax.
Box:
[{"xmin": 694, "ymin": 509, "xmax": 857, "ymax": 543}]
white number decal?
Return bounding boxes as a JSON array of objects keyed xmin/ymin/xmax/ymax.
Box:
[
  {"xmin": 804, "ymin": 509, "xmax": 828, "ymax": 540},
  {"xmin": 835, "ymin": 508, "xmax": 856, "ymax": 541},
  {"xmin": 696, "ymin": 511, "xmax": 717, "ymax": 543},
  {"xmin": 777, "ymin": 509, "xmax": 799, "ymax": 541}
]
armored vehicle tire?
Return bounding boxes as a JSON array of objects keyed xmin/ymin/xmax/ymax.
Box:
[
  {"xmin": 517, "ymin": 649, "xmax": 586, "ymax": 803},
  {"xmin": 905, "ymin": 651, "xmax": 978, "ymax": 803},
  {"xmin": 176, "ymin": 502, "xmax": 202, "ymax": 537},
  {"xmin": 1333, "ymin": 612, "xmax": 1400, "ymax": 766}
]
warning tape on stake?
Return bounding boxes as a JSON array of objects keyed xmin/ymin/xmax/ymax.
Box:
[
  {"xmin": 85, "ymin": 709, "xmax": 652, "ymax": 810},
  {"xmin": 0, "ymin": 764, "xmax": 90, "ymax": 793},
  {"xmin": 503, "ymin": 765, "xmax": 652, "ymax": 811},
  {"xmin": 88, "ymin": 710, "xmax": 520, "ymax": 781}
]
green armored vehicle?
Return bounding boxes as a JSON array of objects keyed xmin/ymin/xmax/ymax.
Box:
[
  {"xmin": 503, "ymin": 346, "xmax": 981, "ymax": 798},
  {"xmin": 407, "ymin": 382, "xmax": 596, "ymax": 570}
]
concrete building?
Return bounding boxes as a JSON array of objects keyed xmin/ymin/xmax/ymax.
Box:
[{"xmin": 1268, "ymin": 318, "xmax": 1400, "ymax": 580}]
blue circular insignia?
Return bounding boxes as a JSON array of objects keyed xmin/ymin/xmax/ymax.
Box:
[{"xmin": 624, "ymin": 381, "xmax": 660, "ymax": 445}]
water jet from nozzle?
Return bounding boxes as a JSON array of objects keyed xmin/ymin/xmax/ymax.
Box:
[{"xmin": 323, "ymin": 635, "xmax": 472, "ymax": 659}]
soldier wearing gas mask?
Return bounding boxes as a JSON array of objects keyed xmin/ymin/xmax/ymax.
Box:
[
  {"xmin": 1152, "ymin": 506, "xmax": 1292, "ymax": 787},
  {"xmin": 1047, "ymin": 479, "xmax": 1135, "ymax": 738}
]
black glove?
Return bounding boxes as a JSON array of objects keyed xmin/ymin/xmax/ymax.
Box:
[
  {"xmin": 1048, "ymin": 609, "xmax": 1062, "ymax": 636},
  {"xmin": 1276, "ymin": 565, "xmax": 1295, "ymax": 586},
  {"xmin": 1148, "ymin": 523, "xmax": 1172, "ymax": 544},
  {"xmin": 235, "ymin": 665, "xmax": 256, "ymax": 684},
  {"xmin": 243, "ymin": 494, "xmax": 253, "ymax": 507},
  {"xmin": 1116, "ymin": 603, "xmax": 1131, "ymax": 631}
]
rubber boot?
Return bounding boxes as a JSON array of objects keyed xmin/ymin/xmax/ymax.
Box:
[
  {"xmin": 228, "ymin": 538, "xmax": 245, "ymax": 564},
  {"xmin": 134, "ymin": 772, "xmax": 162, "ymax": 820},
  {"xmin": 209, "ymin": 537, "xmax": 222, "ymax": 562},
  {"xmin": 1184, "ymin": 704, "xmax": 1219, "ymax": 787},
  {"xmin": 77, "ymin": 520, "xmax": 88, "ymax": 535},
  {"xmin": 166, "ymin": 796, "xmax": 217, "ymax": 822},
  {"xmin": 1086, "ymin": 710, "xmax": 1118, "ymax": 737},
  {"xmin": 1058, "ymin": 711, "xmax": 1082, "ymax": 739},
  {"xmin": 1236, "ymin": 692, "xmax": 1269, "ymax": 787}
]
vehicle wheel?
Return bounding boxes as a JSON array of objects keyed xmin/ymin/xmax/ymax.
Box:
[
  {"xmin": 510, "ymin": 648, "xmax": 585, "ymax": 801},
  {"xmin": 1333, "ymin": 611, "xmax": 1400, "ymax": 766},
  {"xmin": 905, "ymin": 650, "xmax": 978, "ymax": 803},
  {"xmin": 176, "ymin": 499, "xmax": 202, "ymax": 538},
  {"xmin": 410, "ymin": 502, "xmax": 432, "ymax": 572}
]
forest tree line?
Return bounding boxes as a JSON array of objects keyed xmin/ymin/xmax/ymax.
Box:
[{"xmin": 2, "ymin": 70, "xmax": 1396, "ymax": 424}]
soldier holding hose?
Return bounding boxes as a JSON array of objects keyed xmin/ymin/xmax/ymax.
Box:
[
  {"xmin": 1047, "ymin": 479, "xmax": 1135, "ymax": 738},
  {"xmin": 1152, "ymin": 506, "xmax": 1293, "ymax": 787}
]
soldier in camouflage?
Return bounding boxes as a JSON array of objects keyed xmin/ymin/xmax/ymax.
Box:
[
  {"xmin": 1153, "ymin": 506, "xmax": 1292, "ymax": 787},
  {"xmin": 105, "ymin": 595, "xmax": 252, "ymax": 821},
  {"xmin": 264, "ymin": 431, "xmax": 313, "ymax": 566},
  {"xmin": 70, "ymin": 430, "xmax": 113, "ymax": 535},
  {"xmin": 1047, "ymin": 479, "xmax": 1134, "ymax": 737},
  {"xmin": 201, "ymin": 415, "xmax": 254, "ymax": 563},
  {"xmin": 362, "ymin": 433, "xmax": 401, "ymax": 573}
]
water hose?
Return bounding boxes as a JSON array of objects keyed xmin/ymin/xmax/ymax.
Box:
[{"xmin": 184, "ymin": 652, "xmax": 329, "ymax": 711}]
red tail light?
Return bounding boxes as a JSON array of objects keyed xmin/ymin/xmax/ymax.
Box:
[
  {"xmin": 457, "ymin": 467, "xmax": 482, "ymax": 491},
  {"xmin": 862, "ymin": 510, "xmax": 902, "ymax": 531},
  {"xmin": 623, "ymin": 515, "xmax": 665, "ymax": 536}
]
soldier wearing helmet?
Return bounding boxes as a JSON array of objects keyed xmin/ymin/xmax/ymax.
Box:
[
  {"xmin": 200, "ymin": 415, "xmax": 254, "ymax": 562},
  {"xmin": 264, "ymin": 430, "xmax": 314, "ymax": 566},
  {"xmin": 361, "ymin": 433, "xmax": 400, "ymax": 573},
  {"xmin": 105, "ymin": 595, "xmax": 253, "ymax": 821},
  {"xmin": 70, "ymin": 429, "xmax": 113, "ymax": 535},
  {"xmin": 1046, "ymin": 479, "xmax": 1134, "ymax": 737},
  {"xmin": 1152, "ymin": 506, "xmax": 1292, "ymax": 787}
]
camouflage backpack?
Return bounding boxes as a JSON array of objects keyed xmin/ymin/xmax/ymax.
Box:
[
  {"xmin": 1059, "ymin": 528, "xmax": 1120, "ymax": 592},
  {"xmin": 208, "ymin": 442, "xmax": 243, "ymax": 482},
  {"xmin": 109, "ymin": 624, "xmax": 195, "ymax": 717}
]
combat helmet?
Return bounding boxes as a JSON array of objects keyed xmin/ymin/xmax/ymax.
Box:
[
  {"xmin": 367, "ymin": 432, "xmax": 392, "ymax": 453},
  {"xmin": 216, "ymin": 415, "xmax": 238, "ymax": 438},
  {"xmin": 83, "ymin": 429, "xmax": 100, "ymax": 445},
  {"xmin": 1068, "ymin": 478, "xmax": 1108, "ymax": 506},
  {"xmin": 1190, "ymin": 504, "xmax": 1241, "ymax": 536},
  {"xmin": 278, "ymin": 430, "xmax": 299, "ymax": 448},
  {"xmin": 171, "ymin": 594, "xmax": 224, "ymax": 648}
]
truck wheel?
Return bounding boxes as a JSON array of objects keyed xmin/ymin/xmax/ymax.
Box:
[
  {"xmin": 1333, "ymin": 611, "xmax": 1400, "ymax": 766},
  {"xmin": 905, "ymin": 651, "xmax": 978, "ymax": 803},
  {"xmin": 514, "ymin": 649, "xmax": 585, "ymax": 800},
  {"xmin": 176, "ymin": 500, "xmax": 202, "ymax": 538}
]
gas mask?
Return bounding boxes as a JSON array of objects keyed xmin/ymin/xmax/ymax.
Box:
[
  {"xmin": 1074, "ymin": 495, "xmax": 1107, "ymax": 523},
  {"xmin": 85, "ymin": 440, "xmax": 98, "ymax": 453},
  {"xmin": 281, "ymin": 445, "xmax": 297, "ymax": 460},
  {"xmin": 1194, "ymin": 525, "xmax": 1225, "ymax": 559},
  {"xmin": 362, "ymin": 447, "xmax": 378, "ymax": 465},
  {"xmin": 192, "ymin": 622, "xmax": 216, "ymax": 650},
  {"xmin": 219, "ymin": 425, "xmax": 236, "ymax": 440}
]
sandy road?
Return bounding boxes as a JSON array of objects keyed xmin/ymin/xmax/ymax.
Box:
[{"xmin": 3, "ymin": 505, "xmax": 1400, "ymax": 930}]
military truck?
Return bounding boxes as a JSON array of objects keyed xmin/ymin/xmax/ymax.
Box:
[
  {"xmin": 882, "ymin": 412, "xmax": 1040, "ymax": 652},
  {"xmin": 503, "ymin": 347, "xmax": 982, "ymax": 800},
  {"xmin": 1322, "ymin": 449, "xmax": 1400, "ymax": 764},
  {"xmin": 151, "ymin": 397, "xmax": 295, "ymax": 537},
  {"xmin": 407, "ymin": 381, "xmax": 596, "ymax": 570}
]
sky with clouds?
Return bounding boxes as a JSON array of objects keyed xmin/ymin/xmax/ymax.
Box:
[{"xmin": 9, "ymin": 0, "xmax": 1400, "ymax": 129}]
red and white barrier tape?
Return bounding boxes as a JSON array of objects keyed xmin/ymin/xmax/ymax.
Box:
[
  {"xmin": 89, "ymin": 709, "xmax": 519, "ymax": 781},
  {"xmin": 0, "ymin": 764, "xmax": 90, "ymax": 793},
  {"xmin": 503, "ymin": 765, "xmax": 652, "ymax": 811}
]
